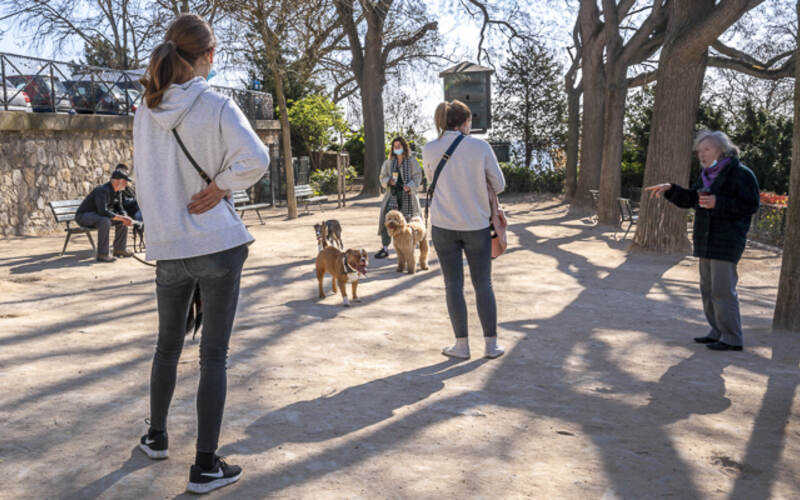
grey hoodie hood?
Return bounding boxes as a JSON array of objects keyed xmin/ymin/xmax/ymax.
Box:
[{"xmin": 148, "ymin": 76, "xmax": 210, "ymax": 131}]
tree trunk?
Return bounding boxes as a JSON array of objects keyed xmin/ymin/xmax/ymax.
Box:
[
  {"xmin": 632, "ymin": 0, "xmax": 714, "ymax": 253},
  {"xmin": 573, "ymin": 1, "xmax": 605, "ymax": 211},
  {"xmin": 564, "ymin": 72, "xmax": 580, "ymax": 201},
  {"xmin": 274, "ymin": 72, "xmax": 298, "ymax": 219},
  {"xmin": 597, "ymin": 78, "xmax": 626, "ymax": 225},
  {"xmin": 358, "ymin": 20, "xmax": 386, "ymax": 197},
  {"xmin": 773, "ymin": 0, "xmax": 800, "ymax": 331}
]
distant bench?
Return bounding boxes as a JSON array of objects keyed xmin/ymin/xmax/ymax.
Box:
[
  {"xmin": 48, "ymin": 200, "xmax": 96, "ymax": 255},
  {"xmin": 232, "ymin": 190, "xmax": 271, "ymax": 225},
  {"xmin": 294, "ymin": 184, "xmax": 327, "ymax": 214}
]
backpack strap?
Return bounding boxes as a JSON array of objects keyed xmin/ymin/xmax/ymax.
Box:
[{"xmin": 425, "ymin": 133, "xmax": 465, "ymax": 225}]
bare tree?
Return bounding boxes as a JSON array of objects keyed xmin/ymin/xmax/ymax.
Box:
[
  {"xmin": 595, "ymin": 1, "xmax": 667, "ymax": 225},
  {"xmin": 564, "ymin": 20, "xmax": 581, "ymax": 202},
  {"xmin": 633, "ymin": 0, "xmax": 767, "ymax": 254},
  {"xmin": 773, "ymin": 0, "xmax": 800, "ymax": 332},
  {"xmin": 334, "ymin": 0, "xmax": 438, "ymax": 196},
  {"xmin": 227, "ymin": 0, "xmax": 342, "ymax": 219}
]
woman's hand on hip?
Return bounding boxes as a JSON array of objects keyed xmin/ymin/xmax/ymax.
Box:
[
  {"xmin": 644, "ymin": 183, "xmax": 671, "ymax": 199},
  {"xmin": 403, "ymin": 185, "xmax": 411, "ymax": 192},
  {"xmin": 188, "ymin": 181, "xmax": 226, "ymax": 214}
]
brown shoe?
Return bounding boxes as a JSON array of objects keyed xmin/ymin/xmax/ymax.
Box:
[
  {"xmin": 114, "ymin": 249, "xmax": 133, "ymax": 258},
  {"xmin": 97, "ymin": 254, "xmax": 116, "ymax": 263}
]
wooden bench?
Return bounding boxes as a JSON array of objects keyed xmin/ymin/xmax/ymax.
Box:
[
  {"xmin": 48, "ymin": 200, "xmax": 96, "ymax": 255},
  {"xmin": 232, "ymin": 190, "xmax": 271, "ymax": 225},
  {"xmin": 615, "ymin": 197, "xmax": 639, "ymax": 240},
  {"xmin": 294, "ymin": 184, "xmax": 327, "ymax": 214}
]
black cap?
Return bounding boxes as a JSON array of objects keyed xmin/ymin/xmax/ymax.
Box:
[{"xmin": 111, "ymin": 170, "xmax": 131, "ymax": 181}]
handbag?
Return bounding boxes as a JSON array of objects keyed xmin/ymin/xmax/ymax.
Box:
[
  {"xmin": 425, "ymin": 133, "xmax": 466, "ymax": 226},
  {"xmin": 488, "ymin": 184, "xmax": 508, "ymax": 259}
]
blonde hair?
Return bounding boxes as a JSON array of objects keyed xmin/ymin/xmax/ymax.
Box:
[
  {"xmin": 694, "ymin": 129, "xmax": 740, "ymax": 158},
  {"xmin": 434, "ymin": 100, "xmax": 472, "ymax": 137}
]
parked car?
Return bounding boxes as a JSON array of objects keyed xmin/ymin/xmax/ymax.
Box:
[
  {"xmin": 1, "ymin": 83, "xmax": 32, "ymax": 112},
  {"xmin": 5, "ymin": 75, "xmax": 72, "ymax": 113}
]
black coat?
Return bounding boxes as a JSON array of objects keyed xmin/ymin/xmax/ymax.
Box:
[{"xmin": 665, "ymin": 156, "xmax": 759, "ymax": 263}]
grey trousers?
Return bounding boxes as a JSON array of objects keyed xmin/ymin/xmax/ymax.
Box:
[
  {"xmin": 75, "ymin": 212, "xmax": 128, "ymax": 256},
  {"xmin": 699, "ymin": 258, "xmax": 743, "ymax": 346},
  {"xmin": 149, "ymin": 244, "xmax": 248, "ymax": 453},
  {"xmin": 432, "ymin": 226, "xmax": 497, "ymax": 339}
]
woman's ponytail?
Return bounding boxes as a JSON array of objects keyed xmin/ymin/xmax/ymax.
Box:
[
  {"xmin": 140, "ymin": 13, "xmax": 217, "ymax": 109},
  {"xmin": 434, "ymin": 100, "xmax": 472, "ymax": 137}
]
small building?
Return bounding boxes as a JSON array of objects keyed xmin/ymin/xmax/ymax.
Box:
[{"xmin": 439, "ymin": 62, "xmax": 494, "ymax": 134}]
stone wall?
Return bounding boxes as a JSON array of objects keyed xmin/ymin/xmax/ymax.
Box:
[{"xmin": 0, "ymin": 113, "xmax": 280, "ymax": 236}]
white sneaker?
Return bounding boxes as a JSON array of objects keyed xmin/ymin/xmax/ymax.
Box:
[
  {"xmin": 484, "ymin": 338, "xmax": 505, "ymax": 359},
  {"xmin": 442, "ymin": 343, "xmax": 470, "ymax": 359}
]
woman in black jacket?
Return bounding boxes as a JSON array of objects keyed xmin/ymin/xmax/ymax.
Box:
[{"xmin": 646, "ymin": 130, "xmax": 759, "ymax": 351}]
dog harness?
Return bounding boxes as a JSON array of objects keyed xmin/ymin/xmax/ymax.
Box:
[{"xmin": 343, "ymin": 255, "xmax": 360, "ymax": 282}]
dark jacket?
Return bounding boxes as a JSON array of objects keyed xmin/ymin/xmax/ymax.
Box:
[
  {"xmin": 76, "ymin": 182, "xmax": 119, "ymax": 219},
  {"xmin": 665, "ymin": 156, "xmax": 759, "ymax": 263}
]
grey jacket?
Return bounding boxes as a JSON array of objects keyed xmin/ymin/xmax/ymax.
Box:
[
  {"xmin": 377, "ymin": 156, "xmax": 422, "ymax": 235},
  {"xmin": 133, "ymin": 77, "xmax": 269, "ymax": 260}
]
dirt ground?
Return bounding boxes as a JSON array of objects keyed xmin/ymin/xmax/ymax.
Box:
[{"xmin": 1, "ymin": 193, "xmax": 798, "ymax": 500}]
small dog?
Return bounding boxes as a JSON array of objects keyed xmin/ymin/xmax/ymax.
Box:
[
  {"xmin": 384, "ymin": 210, "xmax": 429, "ymax": 274},
  {"xmin": 314, "ymin": 220, "xmax": 343, "ymax": 250},
  {"xmin": 315, "ymin": 246, "xmax": 368, "ymax": 306}
]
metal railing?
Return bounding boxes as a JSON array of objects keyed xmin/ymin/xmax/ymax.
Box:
[{"xmin": 1, "ymin": 52, "xmax": 272, "ymax": 121}]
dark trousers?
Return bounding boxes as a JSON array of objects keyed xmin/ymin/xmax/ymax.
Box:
[
  {"xmin": 149, "ymin": 244, "xmax": 248, "ymax": 453},
  {"xmin": 431, "ymin": 226, "xmax": 497, "ymax": 338},
  {"xmin": 75, "ymin": 212, "xmax": 127, "ymax": 256},
  {"xmin": 699, "ymin": 258, "xmax": 744, "ymax": 346}
]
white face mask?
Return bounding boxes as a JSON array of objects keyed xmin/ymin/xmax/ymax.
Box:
[{"xmin": 393, "ymin": 148, "xmax": 404, "ymax": 156}]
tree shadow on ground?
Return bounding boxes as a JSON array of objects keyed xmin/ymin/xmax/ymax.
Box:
[
  {"xmin": 218, "ymin": 359, "xmax": 487, "ymax": 458},
  {"xmin": 64, "ymin": 446, "xmax": 158, "ymax": 500},
  {"xmin": 221, "ymin": 204, "xmax": 791, "ymax": 498},
  {"xmin": 1, "ymin": 249, "xmax": 97, "ymax": 274}
]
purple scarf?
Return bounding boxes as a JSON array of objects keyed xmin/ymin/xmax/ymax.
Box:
[{"xmin": 701, "ymin": 157, "xmax": 731, "ymax": 190}]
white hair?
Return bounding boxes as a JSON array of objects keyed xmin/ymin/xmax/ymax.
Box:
[{"xmin": 693, "ymin": 129, "xmax": 740, "ymax": 158}]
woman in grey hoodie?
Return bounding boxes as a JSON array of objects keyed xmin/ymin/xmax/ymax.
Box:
[{"xmin": 132, "ymin": 14, "xmax": 268, "ymax": 495}]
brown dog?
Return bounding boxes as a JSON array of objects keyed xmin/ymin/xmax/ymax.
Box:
[
  {"xmin": 384, "ymin": 209, "xmax": 429, "ymax": 274},
  {"xmin": 315, "ymin": 246, "xmax": 368, "ymax": 306}
]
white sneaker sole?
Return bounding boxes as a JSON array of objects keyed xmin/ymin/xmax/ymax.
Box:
[
  {"xmin": 484, "ymin": 349, "xmax": 505, "ymax": 359},
  {"xmin": 187, "ymin": 471, "xmax": 243, "ymax": 494},
  {"xmin": 442, "ymin": 349, "xmax": 470, "ymax": 360},
  {"xmin": 138, "ymin": 443, "xmax": 168, "ymax": 459}
]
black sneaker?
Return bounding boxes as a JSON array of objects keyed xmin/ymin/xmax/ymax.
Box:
[
  {"xmin": 187, "ymin": 457, "xmax": 243, "ymax": 494},
  {"xmin": 138, "ymin": 429, "xmax": 169, "ymax": 459},
  {"xmin": 374, "ymin": 248, "xmax": 389, "ymax": 259}
]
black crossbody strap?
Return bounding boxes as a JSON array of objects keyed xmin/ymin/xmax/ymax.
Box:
[
  {"xmin": 425, "ymin": 133, "xmax": 465, "ymax": 225},
  {"xmin": 173, "ymin": 128, "xmax": 212, "ymax": 185}
]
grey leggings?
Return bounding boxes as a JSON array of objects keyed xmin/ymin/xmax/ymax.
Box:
[
  {"xmin": 432, "ymin": 226, "xmax": 497, "ymax": 338},
  {"xmin": 149, "ymin": 244, "xmax": 248, "ymax": 453}
]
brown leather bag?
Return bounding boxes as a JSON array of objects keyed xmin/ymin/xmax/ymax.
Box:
[{"xmin": 488, "ymin": 185, "xmax": 507, "ymax": 259}]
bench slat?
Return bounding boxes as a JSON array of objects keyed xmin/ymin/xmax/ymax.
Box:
[{"xmin": 49, "ymin": 200, "xmax": 84, "ymax": 208}]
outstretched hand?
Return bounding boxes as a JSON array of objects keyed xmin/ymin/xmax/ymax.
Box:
[
  {"xmin": 188, "ymin": 181, "xmax": 227, "ymax": 214},
  {"xmin": 644, "ymin": 183, "xmax": 671, "ymax": 199}
]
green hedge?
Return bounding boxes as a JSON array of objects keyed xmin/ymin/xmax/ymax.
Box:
[
  {"xmin": 500, "ymin": 163, "xmax": 564, "ymax": 194},
  {"xmin": 310, "ymin": 166, "xmax": 358, "ymax": 195}
]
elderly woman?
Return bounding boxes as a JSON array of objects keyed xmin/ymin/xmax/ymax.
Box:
[
  {"xmin": 375, "ymin": 136, "xmax": 422, "ymax": 259},
  {"xmin": 646, "ymin": 130, "xmax": 759, "ymax": 351}
]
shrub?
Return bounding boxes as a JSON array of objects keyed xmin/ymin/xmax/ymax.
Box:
[
  {"xmin": 310, "ymin": 166, "xmax": 358, "ymax": 195},
  {"xmin": 500, "ymin": 163, "xmax": 564, "ymax": 194}
]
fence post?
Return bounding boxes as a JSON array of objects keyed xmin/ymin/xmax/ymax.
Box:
[
  {"xmin": 49, "ymin": 63, "xmax": 56, "ymax": 112},
  {"xmin": 1, "ymin": 56, "xmax": 7, "ymax": 111}
]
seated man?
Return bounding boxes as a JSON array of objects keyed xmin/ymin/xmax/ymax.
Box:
[
  {"xmin": 113, "ymin": 164, "xmax": 143, "ymax": 222},
  {"xmin": 76, "ymin": 170, "xmax": 134, "ymax": 262}
]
